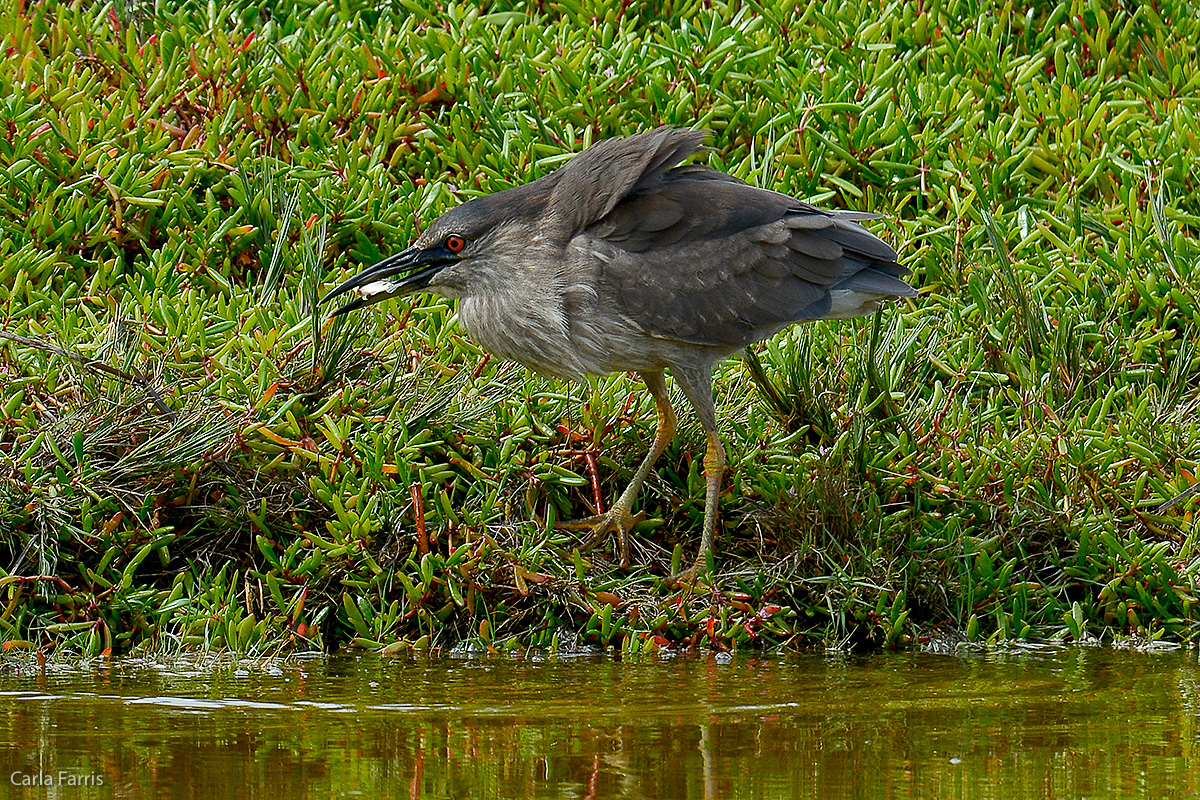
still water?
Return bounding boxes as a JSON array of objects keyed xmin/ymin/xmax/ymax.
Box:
[{"xmin": 1, "ymin": 645, "xmax": 1197, "ymax": 799}]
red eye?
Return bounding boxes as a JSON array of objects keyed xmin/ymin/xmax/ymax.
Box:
[{"xmin": 445, "ymin": 235, "xmax": 466, "ymax": 253}]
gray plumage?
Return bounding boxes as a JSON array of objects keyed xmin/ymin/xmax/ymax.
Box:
[{"xmin": 323, "ymin": 127, "xmax": 917, "ymax": 580}]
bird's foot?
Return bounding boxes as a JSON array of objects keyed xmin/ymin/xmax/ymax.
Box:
[
  {"xmin": 663, "ymin": 558, "xmax": 713, "ymax": 588},
  {"xmin": 558, "ymin": 507, "xmax": 645, "ymax": 567}
]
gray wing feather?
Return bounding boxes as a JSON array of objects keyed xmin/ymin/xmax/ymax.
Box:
[
  {"xmin": 548, "ymin": 127, "xmax": 706, "ymax": 234},
  {"xmin": 837, "ymin": 264, "xmax": 917, "ymax": 296},
  {"xmin": 787, "ymin": 230, "xmax": 844, "ymax": 260}
]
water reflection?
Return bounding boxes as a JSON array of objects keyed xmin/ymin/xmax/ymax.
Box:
[{"xmin": 0, "ymin": 646, "xmax": 1197, "ymax": 799}]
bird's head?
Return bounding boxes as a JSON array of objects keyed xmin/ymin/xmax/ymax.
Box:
[
  {"xmin": 319, "ymin": 200, "xmax": 488, "ymax": 314},
  {"xmin": 321, "ymin": 177, "xmax": 556, "ymax": 316}
]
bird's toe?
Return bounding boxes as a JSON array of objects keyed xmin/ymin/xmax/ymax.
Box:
[
  {"xmin": 662, "ymin": 561, "xmax": 710, "ymax": 588},
  {"xmin": 559, "ymin": 508, "xmax": 646, "ymax": 567}
]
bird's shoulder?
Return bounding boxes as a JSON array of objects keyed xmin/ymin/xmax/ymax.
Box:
[{"xmin": 586, "ymin": 167, "xmax": 796, "ymax": 248}]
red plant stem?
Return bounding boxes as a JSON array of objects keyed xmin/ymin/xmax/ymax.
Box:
[
  {"xmin": 411, "ymin": 483, "xmax": 428, "ymax": 556},
  {"xmin": 584, "ymin": 450, "xmax": 605, "ymax": 515}
]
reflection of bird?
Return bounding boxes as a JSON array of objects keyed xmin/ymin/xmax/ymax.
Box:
[{"xmin": 323, "ymin": 128, "xmax": 916, "ymax": 579}]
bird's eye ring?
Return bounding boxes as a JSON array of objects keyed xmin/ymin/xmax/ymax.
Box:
[{"xmin": 445, "ymin": 235, "xmax": 467, "ymax": 253}]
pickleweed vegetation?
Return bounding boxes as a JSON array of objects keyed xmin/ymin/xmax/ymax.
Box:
[{"xmin": 1, "ymin": 0, "xmax": 1198, "ymax": 657}]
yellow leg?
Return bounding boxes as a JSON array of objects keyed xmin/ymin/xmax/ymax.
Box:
[
  {"xmin": 669, "ymin": 429, "xmax": 725, "ymax": 584},
  {"xmin": 562, "ymin": 371, "xmax": 676, "ymax": 567},
  {"xmin": 698, "ymin": 429, "xmax": 725, "ymax": 562}
]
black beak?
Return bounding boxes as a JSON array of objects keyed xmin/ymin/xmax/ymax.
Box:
[{"xmin": 320, "ymin": 245, "xmax": 454, "ymax": 316}]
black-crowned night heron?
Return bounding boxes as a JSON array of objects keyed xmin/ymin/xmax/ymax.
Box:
[{"xmin": 322, "ymin": 128, "xmax": 916, "ymax": 579}]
